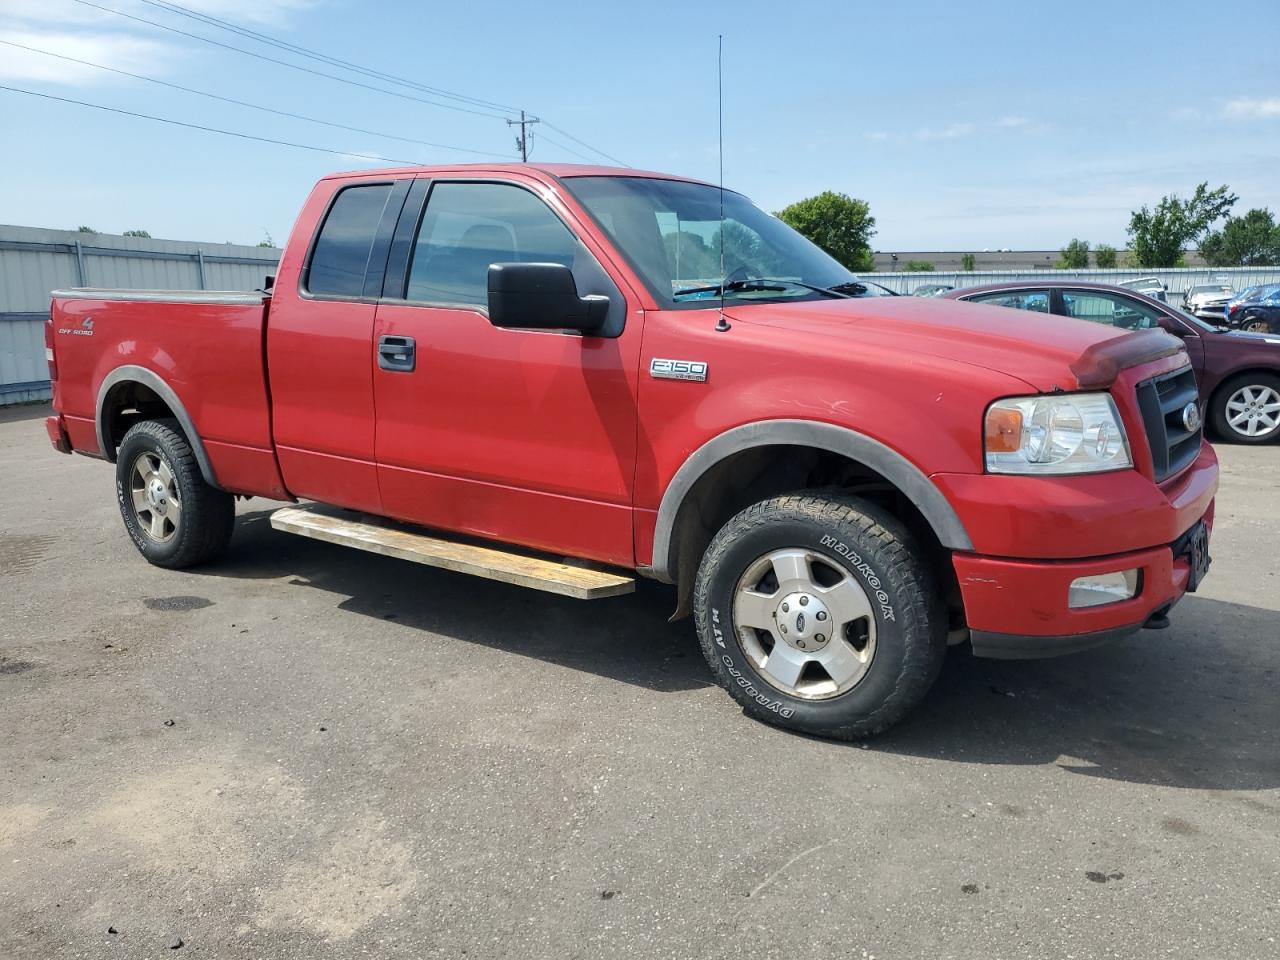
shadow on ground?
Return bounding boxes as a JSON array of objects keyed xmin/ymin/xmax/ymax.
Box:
[{"xmin": 200, "ymin": 509, "xmax": 1279, "ymax": 792}]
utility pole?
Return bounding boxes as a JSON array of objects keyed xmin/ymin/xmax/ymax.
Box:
[{"xmin": 507, "ymin": 110, "xmax": 539, "ymax": 162}]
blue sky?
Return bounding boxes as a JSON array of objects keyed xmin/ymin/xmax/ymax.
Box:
[{"xmin": 1, "ymin": 0, "xmax": 1277, "ymax": 251}]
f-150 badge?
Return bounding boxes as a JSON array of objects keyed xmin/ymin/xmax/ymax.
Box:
[{"xmin": 649, "ymin": 358, "xmax": 708, "ymax": 382}]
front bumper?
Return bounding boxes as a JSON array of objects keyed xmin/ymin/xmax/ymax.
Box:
[{"xmin": 955, "ymin": 499, "xmax": 1214, "ymax": 659}]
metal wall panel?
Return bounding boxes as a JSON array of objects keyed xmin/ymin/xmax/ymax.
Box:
[{"xmin": 0, "ymin": 224, "xmax": 280, "ymax": 405}]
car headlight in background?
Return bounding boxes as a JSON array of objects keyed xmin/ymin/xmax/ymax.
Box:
[{"xmin": 985, "ymin": 393, "xmax": 1132, "ymax": 475}]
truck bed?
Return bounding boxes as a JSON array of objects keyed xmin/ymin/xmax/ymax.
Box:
[{"xmin": 48, "ymin": 287, "xmax": 288, "ymax": 499}]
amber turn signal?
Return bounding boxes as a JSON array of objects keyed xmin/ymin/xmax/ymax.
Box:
[{"xmin": 985, "ymin": 407, "xmax": 1023, "ymax": 454}]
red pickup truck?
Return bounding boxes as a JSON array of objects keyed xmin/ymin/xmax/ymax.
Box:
[{"xmin": 45, "ymin": 164, "xmax": 1219, "ymax": 739}]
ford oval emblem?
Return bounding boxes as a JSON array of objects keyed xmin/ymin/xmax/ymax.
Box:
[{"xmin": 1182, "ymin": 402, "xmax": 1202, "ymax": 433}]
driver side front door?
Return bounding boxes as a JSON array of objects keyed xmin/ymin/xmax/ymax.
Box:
[{"xmin": 371, "ymin": 176, "xmax": 643, "ymax": 567}]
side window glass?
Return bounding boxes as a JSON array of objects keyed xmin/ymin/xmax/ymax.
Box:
[
  {"xmin": 1063, "ymin": 291, "xmax": 1160, "ymax": 329},
  {"xmin": 406, "ymin": 182, "xmax": 577, "ymax": 306},
  {"xmin": 970, "ymin": 290, "xmax": 1050, "ymax": 313},
  {"xmin": 306, "ymin": 183, "xmax": 393, "ymax": 297}
]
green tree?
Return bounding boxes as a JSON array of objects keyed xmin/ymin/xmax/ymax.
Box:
[
  {"xmin": 257, "ymin": 241, "xmax": 275, "ymax": 248},
  {"xmin": 1094, "ymin": 244, "xmax": 1118, "ymax": 269},
  {"xmin": 960, "ymin": 252, "xmax": 976, "ymax": 271},
  {"xmin": 1199, "ymin": 208, "xmax": 1280, "ymax": 267},
  {"xmin": 904, "ymin": 260, "xmax": 935, "ymax": 272},
  {"xmin": 123, "ymin": 229, "xmax": 151, "ymax": 238},
  {"xmin": 76, "ymin": 225, "xmax": 96, "ymax": 233},
  {"xmin": 1127, "ymin": 183, "xmax": 1238, "ymax": 268},
  {"xmin": 776, "ymin": 191, "xmax": 876, "ymax": 272},
  {"xmin": 1057, "ymin": 238, "xmax": 1090, "ymax": 269}
]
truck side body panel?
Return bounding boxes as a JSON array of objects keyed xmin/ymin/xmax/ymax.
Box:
[{"xmin": 50, "ymin": 293, "xmax": 287, "ymax": 499}]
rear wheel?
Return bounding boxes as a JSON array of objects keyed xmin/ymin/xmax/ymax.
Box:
[
  {"xmin": 1240, "ymin": 316, "xmax": 1273, "ymax": 334},
  {"xmin": 693, "ymin": 493, "xmax": 946, "ymax": 740},
  {"xmin": 115, "ymin": 419, "xmax": 235, "ymax": 567}
]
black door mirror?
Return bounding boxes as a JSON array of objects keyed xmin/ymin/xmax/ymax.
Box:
[{"xmin": 487, "ymin": 263, "xmax": 609, "ymax": 333}]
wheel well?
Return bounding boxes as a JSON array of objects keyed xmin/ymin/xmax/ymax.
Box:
[
  {"xmin": 100, "ymin": 381, "xmax": 181, "ymax": 460},
  {"xmin": 664, "ymin": 444, "xmax": 962, "ymax": 623}
]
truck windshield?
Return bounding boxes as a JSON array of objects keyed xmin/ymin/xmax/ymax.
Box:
[{"xmin": 562, "ymin": 176, "xmax": 859, "ymax": 307}]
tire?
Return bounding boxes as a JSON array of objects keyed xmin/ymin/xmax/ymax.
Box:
[
  {"xmin": 1239, "ymin": 315, "xmax": 1273, "ymax": 334},
  {"xmin": 1210, "ymin": 372, "xmax": 1280, "ymax": 445},
  {"xmin": 693, "ymin": 493, "xmax": 946, "ymax": 740},
  {"xmin": 115, "ymin": 419, "xmax": 235, "ymax": 568}
]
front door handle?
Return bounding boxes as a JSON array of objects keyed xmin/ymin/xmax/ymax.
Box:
[{"xmin": 378, "ymin": 335, "xmax": 416, "ymax": 372}]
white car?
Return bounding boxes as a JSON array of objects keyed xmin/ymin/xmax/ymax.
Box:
[{"xmin": 1183, "ymin": 284, "xmax": 1235, "ymax": 320}]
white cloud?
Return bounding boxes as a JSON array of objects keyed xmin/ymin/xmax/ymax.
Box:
[
  {"xmin": 1224, "ymin": 97, "xmax": 1280, "ymax": 119},
  {"xmin": 914, "ymin": 122, "xmax": 976, "ymax": 142},
  {"xmin": 995, "ymin": 115, "xmax": 1029, "ymax": 128},
  {"xmin": 865, "ymin": 130, "xmax": 889, "ymax": 141},
  {"xmin": 0, "ymin": 30, "xmax": 175, "ymax": 84},
  {"xmin": 0, "ymin": 0, "xmax": 321, "ymax": 86}
]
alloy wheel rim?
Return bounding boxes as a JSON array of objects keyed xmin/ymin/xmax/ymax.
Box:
[
  {"xmin": 1225, "ymin": 385, "xmax": 1280, "ymax": 438},
  {"xmin": 130, "ymin": 451, "xmax": 182, "ymax": 543},
  {"xmin": 732, "ymin": 548, "xmax": 877, "ymax": 700}
]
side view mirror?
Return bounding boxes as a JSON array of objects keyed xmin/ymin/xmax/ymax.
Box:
[
  {"xmin": 1158, "ymin": 317, "xmax": 1188, "ymax": 337},
  {"xmin": 487, "ymin": 263, "xmax": 609, "ymax": 333}
]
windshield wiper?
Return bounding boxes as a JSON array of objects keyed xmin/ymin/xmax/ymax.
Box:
[
  {"xmin": 673, "ymin": 278, "xmax": 848, "ymax": 300},
  {"xmin": 826, "ymin": 281, "xmax": 869, "ymax": 295}
]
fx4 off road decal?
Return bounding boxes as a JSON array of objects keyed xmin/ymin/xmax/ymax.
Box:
[
  {"xmin": 820, "ymin": 535, "xmax": 896, "ymax": 621},
  {"xmin": 710, "ymin": 607, "xmax": 795, "ymax": 719}
]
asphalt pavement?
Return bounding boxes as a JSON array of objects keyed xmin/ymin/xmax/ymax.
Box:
[{"xmin": 1, "ymin": 403, "xmax": 1277, "ymax": 959}]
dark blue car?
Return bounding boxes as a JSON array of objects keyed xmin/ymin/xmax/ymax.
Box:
[{"xmin": 1225, "ymin": 283, "xmax": 1280, "ymax": 333}]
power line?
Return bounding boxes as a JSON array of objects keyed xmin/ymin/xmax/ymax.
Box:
[
  {"xmin": 0, "ymin": 39, "xmax": 513, "ymax": 160},
  {"xmin": 68, "ymin": 0, "xmax": 515, "ymax": 121},
  {"xmin": 110, "ymin": 0, "xmax": 629, "ymax": 167},
  {"xmin": 535, "ymin": 131, "xmax": 604, "ymax": 164},
  {"xmin": 136, "ymin": 0, "xmax": 518, "ymax": 115},
  {"xmin": 540, "ymin": 120, "xmax": 629, "ymax": 167},
  {"xmin": 0, "ymin": 83, "xmax": 421, "ymax": 165}
]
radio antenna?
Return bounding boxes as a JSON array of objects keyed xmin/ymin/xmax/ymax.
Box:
[{"xmin": 715, "ymin": 34, "xmax": 731, "ymax": 332}]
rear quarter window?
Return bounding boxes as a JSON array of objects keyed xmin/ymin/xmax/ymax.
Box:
[{"xmin": 305, "ymin": 183, "xmax": 394, "ymax": 297}]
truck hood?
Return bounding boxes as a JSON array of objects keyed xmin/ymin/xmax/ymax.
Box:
[{"xmin": 728, "ymin": 296, "xmax": 1182, "ymax": 392}]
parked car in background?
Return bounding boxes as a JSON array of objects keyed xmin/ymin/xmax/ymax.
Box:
[
  {"xmin": 912, "ymin": 283, "xmax": 954, "ymax": 297},
  {"xmin": 1182, "ymin": 283, "xmax": 1234, "ymax": 321},
  {"xmin": 1118, "ymin": 277, "xmax": 1169, "ymax": 303},
  {"xmin": 945, "ymin": 281, "xmax": 1280, "ymax": 443},
  {"xmin": 1225, "ymin": 284, "xmax": 1280, "ymax": 334}
]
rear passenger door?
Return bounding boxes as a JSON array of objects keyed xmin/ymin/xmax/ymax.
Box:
[
  {"xmin": 267, "ymin": 176, "xmax": 410, "ymax": 513},
  {"xmin": 370, "ymin": 175, "xmax": 643, "ymax": 567}
]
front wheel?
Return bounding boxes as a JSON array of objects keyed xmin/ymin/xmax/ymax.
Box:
[
  {"xmin": 115, "ymin": 419, "xmax": 235, "ymax": 568},
  {"xmin": 1211, "ymin": 373, "xmax": 1280, "ymax": 444},
  {"xmin": 693, "ymin": 493, "xmax": 946, "ymax": 740}
]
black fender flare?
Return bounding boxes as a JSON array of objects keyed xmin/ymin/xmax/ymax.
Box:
[
  {"xmin": 95, "ymin": 365, "xmax": 219, "ymax": 487},
  {"xmin": 646, "ymin": 419, "xmax": 974, "ymax": 583}
]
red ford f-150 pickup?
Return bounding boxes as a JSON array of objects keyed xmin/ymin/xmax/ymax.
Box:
[{"xmin": 45, "ymin": 164, "xmax": 1219, "ymax": 739}]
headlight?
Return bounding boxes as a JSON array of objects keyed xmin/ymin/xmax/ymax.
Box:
[{"xmin": 985, "ymin": 393, "xmax": 1132, "ymax": 475}]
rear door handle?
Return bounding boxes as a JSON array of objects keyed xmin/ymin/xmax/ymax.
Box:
[{"xmin": 378, "ymin": 334, "xmax": 416, "ymax": 372}]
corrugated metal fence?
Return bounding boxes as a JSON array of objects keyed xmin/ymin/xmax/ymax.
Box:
[
  {"xmin": 0, "ymin": 224, "xmax": 279, "ymax": 405},
  {"xmin": 868, "ymin": 266, "xmax": 1280, "ymax": 296}
]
